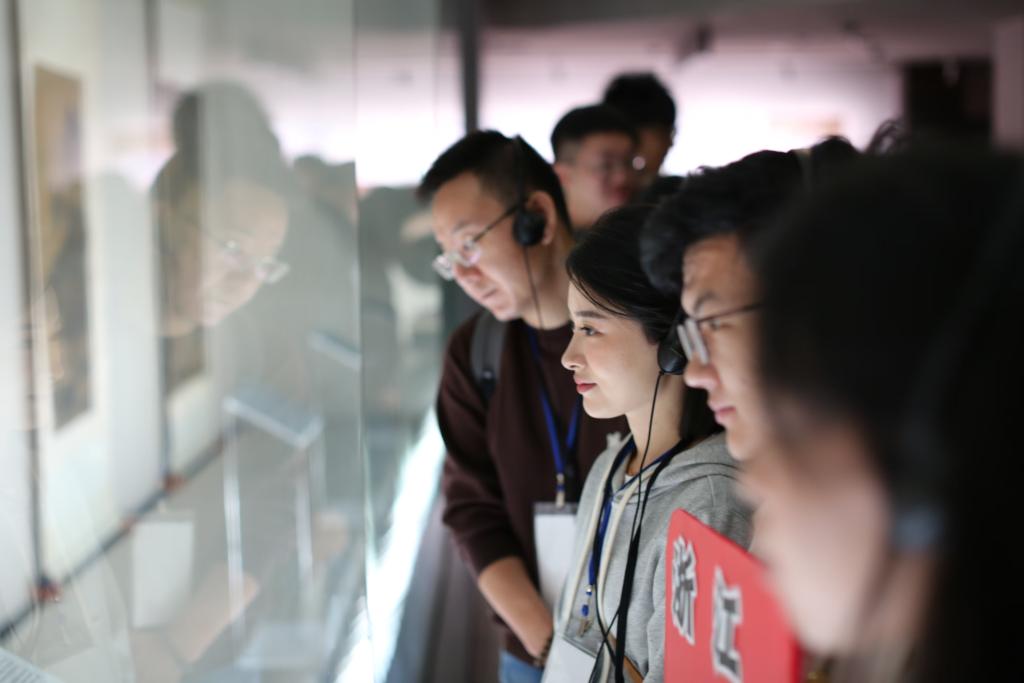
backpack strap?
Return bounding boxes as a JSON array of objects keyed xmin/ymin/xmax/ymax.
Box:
[{"xmin": 470, "ymin": 311, "xmax": 507, "ymax": 404}]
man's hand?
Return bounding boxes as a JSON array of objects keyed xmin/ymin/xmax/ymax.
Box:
[{"xmin": 478, "ymin": 556, "xmax": 554, "ymax": 659}]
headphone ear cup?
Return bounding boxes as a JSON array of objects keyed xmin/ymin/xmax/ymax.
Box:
[
  {"xmin": 657, "ymin": 328, "xmax": 686, "ymax": 375},
  {"xmin": 514, "ymin": 207, "xmax": 547, "ymax": 247}
]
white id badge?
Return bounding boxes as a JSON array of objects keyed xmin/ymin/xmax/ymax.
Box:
[
  {"xmin": 541, "ymin": 637, "xmax": 599, "ymax": 683},
  {"xmin": 533, "ymin": 502, "xmax": 577, "ymax": 611}
]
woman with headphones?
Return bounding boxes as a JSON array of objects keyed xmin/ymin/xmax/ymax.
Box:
[
  {"xmin": 745, "ymin": 147, "xmax": 1024, "ymax": 682},
  {"xmin": 544, "ymin": 205, "xmax": 752, "ymax": 682}
]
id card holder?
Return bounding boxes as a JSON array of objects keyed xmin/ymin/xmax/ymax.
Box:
[{"xmin": 533, "ymin": 502, "xmax": 577, "ymax": 611}]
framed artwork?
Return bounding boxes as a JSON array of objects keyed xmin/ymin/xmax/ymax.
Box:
[
  {"xmin": 30, "ymin": 65, "xmax": 91, "ymax": 431},
  {"xmin": 23, "ymin": 63, "xmax": 119, "ymax": 582}
]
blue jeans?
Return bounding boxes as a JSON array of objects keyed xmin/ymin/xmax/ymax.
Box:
[{"xmin": 499, "ymin": 650, "xmax": 544, "ymax": 683}]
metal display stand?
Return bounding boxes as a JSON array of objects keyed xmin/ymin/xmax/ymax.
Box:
[{"xmin": 220, "ymin": 382, "xmax": 325, "ymax": 646}]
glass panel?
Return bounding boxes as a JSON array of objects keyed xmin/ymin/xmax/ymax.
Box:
[
  {"xmin": 353, "ymin": 2, "xmax": 458, "ymax": 679},
  {"xmin": 2, "ymin": 0, "xmax": 454, "ymax": 677},
  {"xmin": 1, "ymin": 0, "xmax": 383, "ymax": 680},
  {"xmin": 0, "ymin": 1, "xmax": 35, "ymax": 633},
  {"xmin": 146, "ymin": 0, "xmax": 366, "ymax": 680}
]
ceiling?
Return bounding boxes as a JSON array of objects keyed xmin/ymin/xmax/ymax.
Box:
[
  {"xmin": 475, "ymin": 1, "xmax": 1024, "ymax": 64},
  {"xmin": 480, "ymin": 0, "xmax": 1022, "ymax": 30}
]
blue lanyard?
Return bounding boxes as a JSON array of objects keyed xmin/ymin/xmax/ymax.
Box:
[
  {"xmin": 526, "ymin": 328, "xmax": 582, "ymax": 507},
  {"xmin": 582, "ymin": 436, "xmax": 684, "ymax": 617}
]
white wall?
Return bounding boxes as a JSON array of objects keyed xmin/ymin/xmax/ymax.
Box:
[
  {"xmin": 355, "ymin": 30, "xmax": 464, "ymax": 188},
  {"xmin": 480, "ymin": 31, "xmax": 679, "ymax": 161},
  {"xmin": 480, "ymin": 33, "xmax": 900, "ymax": 171},
  {"xmin": 17, "ymin": 0, "xmax": 162, "ymax": 579},
  {"xmin": 666, "ymin": 52, "xmax": 899, "ymax": 172}
]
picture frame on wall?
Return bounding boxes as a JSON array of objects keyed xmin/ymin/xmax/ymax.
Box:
[
  {"xmin": 21, "ymin": 62, "xmax": 121, "ymax": 582},
  {"xmin": 29, "ymin": 65, "xmax": 92, "ymax": 432}
]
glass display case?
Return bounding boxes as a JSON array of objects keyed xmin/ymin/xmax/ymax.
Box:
[{"xmin": 0, "ymin": 1, "xmax": 456, "ymax": 680}]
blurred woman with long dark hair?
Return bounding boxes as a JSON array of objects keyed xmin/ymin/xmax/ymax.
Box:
[{"xmin": 746, "ymin": 146, "xmax": 1024, "ymax": 682}]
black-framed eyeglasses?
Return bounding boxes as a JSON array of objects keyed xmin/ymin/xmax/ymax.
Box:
[
  {"xmin": 432, "ymin": 204, "xmax": 518, "ymax": 281},
  {"xmin": 676, "ymin": 302, "xmax": 762, "ymax": 365}
]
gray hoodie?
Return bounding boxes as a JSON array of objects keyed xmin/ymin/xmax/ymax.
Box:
[{"xmin": 543, "ymin": 431, "xmax": 752, "ymax": 682}]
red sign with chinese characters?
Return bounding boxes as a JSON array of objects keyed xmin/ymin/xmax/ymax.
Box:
[{"xmin": 664, "ymin": 509, "xmax": 802, "ymax": 683}]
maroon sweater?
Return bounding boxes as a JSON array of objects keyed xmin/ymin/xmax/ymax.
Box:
[{"xmin": 437, "ymin": 313, "xmax": 626, "ymax": 662}]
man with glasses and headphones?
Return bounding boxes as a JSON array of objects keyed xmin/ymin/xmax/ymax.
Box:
[
  {"xmin": 419, "ymin": 131, "xmax": 625, "ymax": 682},
  {"xmin": 640, "ymin": 140, "xmax": 859, "ymax": 464}
]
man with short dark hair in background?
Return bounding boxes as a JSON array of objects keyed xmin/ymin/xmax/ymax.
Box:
[
  {"xmin": 420, "ymin": 131, "xmax": 624, "ymax": 682},
  {"xmin": 603, "ymin": 72, "xmax": 677, "ymax": 191},
  {"xmin": 550, "ymin": 105, "xmax": 638, "ymax": 231}
]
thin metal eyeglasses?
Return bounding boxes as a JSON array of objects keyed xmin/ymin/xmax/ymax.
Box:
[
  {"xmin": 432, "ymin": 204, "xmax": 518, "ymax": 281},
  {"xmin": 576, "ymin": 155, "xmax": 645, "ymax": 177},
  {"xmin": 202, "ymin": 230, "xmax": 291, "ymax": 284},
  {"xmin": 676, "ymin": 302, "xmax": 762, "ymax": 365}
]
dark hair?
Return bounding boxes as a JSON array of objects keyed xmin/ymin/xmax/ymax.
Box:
[
  {"xmin": 550, "ymin": 105, "xmax": 637, "ymax": 161},
  {"xmin": 636, "ymin": 174, "xmax": 684, "ymax": 205},
  {"xmin": 753, "ymin": 147, "xmax": 1024, "ymax": 683},
  {"xmin": 417, "ymin": 130, "xmax": 571, "ymax": 228},
  {"xmin": 167, "ymin": 82, "xmax": 289, "ymax": 197},
  {"xmin": 566, "ymin": 205, "xmax": 720, "ymax": 446},
  {"xmin": 640, "ymin": 137, "xmax": 859, "ymax": 296},
  {"xmin": 866, "ymin": 118, "xmax": 912, "ymax": 155},
  {"xmin": 602, "ymin": 72, "xmax": 676, "ymax": 130}
]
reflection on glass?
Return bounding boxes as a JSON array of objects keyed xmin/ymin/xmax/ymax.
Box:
[
  {"xmin": 153, "ymin": 83, "xmax": 292, "ymax": 338},
  {"xmin": 1, "ymin": 0, "xmax": 453, "ymax": 680},
  {"xmin": 32, "ymin": 66, "xmax": 92, "ymax": 430}
]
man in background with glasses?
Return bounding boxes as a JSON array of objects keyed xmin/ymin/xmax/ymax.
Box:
[
  {"xmin": 602, "ymin": 72, "xmax": 677, "ymax": 192},
  {"xmin": 419, "ymin": 131, "xmax": 625, "ymax": 682},
  {"xmin": 639, "ymin": 142, "xmax": 858, "ymax": 462},
  {"xmin": 550, "ymin": 105, "xmax": 639, "ymax": 231}
]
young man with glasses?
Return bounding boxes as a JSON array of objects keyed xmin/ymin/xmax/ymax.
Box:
[
  {"xmin": 640, "ymin": 140, "xmax": 858, "ymax": 462},
  {"xmin": 419, "ymin": 131, "xmax": 625, "ymax": 682},
  {"xmin": 550, "ymin": 105, "xmax": 639, "ymax": 231}
]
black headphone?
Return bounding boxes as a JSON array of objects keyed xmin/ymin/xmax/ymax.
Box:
[
  {"xmin": 657, "ymin": 311, "xmax": 686, "ymax": 375},
  {"xmin": 511, "ymin": 135, "xmax": 548, "ymax": 247}
]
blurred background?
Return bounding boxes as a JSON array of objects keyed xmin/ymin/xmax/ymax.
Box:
[{"xmin": 0, "ymin": 0, "xmax": 1020, "ymax": 682}]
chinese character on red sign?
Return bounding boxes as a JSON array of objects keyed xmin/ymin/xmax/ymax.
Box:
[{"xmin": 665, "ymin": 509, "xmax": 803, "ymax": 683}]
